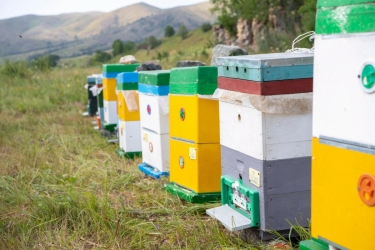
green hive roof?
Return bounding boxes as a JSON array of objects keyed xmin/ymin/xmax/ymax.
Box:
[
  {"xmin": 315, "ymin": 2, "xmax": 375, "ymax": 35},
  {"xmin": 102, "ymin": 64, "xmax": 140, "ymax": 73},
  {"xmin": 317, "ymin": 0, "xmax": 374, "ymax": 8},
  {"xmin": 138, "ymin": 70, "xmax": 171, "ymax": 86},
  {"xmin": 169, "ymin": 66, "xmax": 218, "ymax": 95}
]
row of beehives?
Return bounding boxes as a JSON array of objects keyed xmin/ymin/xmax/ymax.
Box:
[
  {"xmin": 82, "ymin": 0, "xmax": 375, "ymax": 248},
  {"xmin": 84, "ymin": 52, "xmax": 314, "ymax": 240}
]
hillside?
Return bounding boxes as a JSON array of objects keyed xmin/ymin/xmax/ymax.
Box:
[{"xmin": 0, "ymin": 2, "xmax": 216, "ymax": 60}]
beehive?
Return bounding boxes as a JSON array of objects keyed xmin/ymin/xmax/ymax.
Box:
[
  {"xmin": 300, "ymin": 1, "xmax": 375, "ymax": 249},
  {"xmin": 206, "ymin": 52, "xmax": 314, "ymax": 240},
  {"xmin": 95, "ymin": 75, "xmax": 104, "ymax": 129},
  {"xmin": 137, "ymin": 70, "xmax": 171, "ymax": 178},
  {"xmin": 101, "ymin": 63, "xmax": 140, "ymax": 131},
  {"xmin": 85, "ymin": 75, "xmax": 98, "ymax": 116},
  {"xmin": 115, "ymin": 72, "xmax": 142, "ymax": 158},
  {"xmin": 164, "ymin": 66, "xmax": 222, "ymax": 203}
]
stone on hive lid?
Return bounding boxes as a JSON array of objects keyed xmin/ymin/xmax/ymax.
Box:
[
  {"xmin": 119, "ymin": 55, "xmax": 138, "ymax": 64},
  {"xmin": 136, "ymin": 62, "xmax": 162, "ymax": 71},
  {"xmin": 176, "ymin": 60, "xmax": 206, "ymax": 67},
  {"xmin": 211, "ymin": 44, "xmax": 248, "ymax": 66}
]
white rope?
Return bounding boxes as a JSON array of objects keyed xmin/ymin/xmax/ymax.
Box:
[{"xmin": 285, "ymin": 31, "xmax": 315, "ymax": 54}]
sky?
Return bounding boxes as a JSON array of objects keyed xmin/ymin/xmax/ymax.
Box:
[{"xmin": 0, "ymin": 0, "xmax": 207, "ymax": 20}]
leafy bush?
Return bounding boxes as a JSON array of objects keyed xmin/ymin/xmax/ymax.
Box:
[
  {"xmin": 1, "ymin": 60, "xmax": 31, "ymax": 78},
  {"xmin": 201, "ymin": 23, "xmax": 212, "ymax": 32},
  {"xmin": 177, "ymin": 25, "xmax": 189, "ymax": 39},
  {"xmin": 33, "ymin": 54, "xmax": 60, "ymax": 71},
  {"xmin": 89, "ymin": 50, "xmax": 112, "ymax": 65},
  {"xmin": 123, "ymin": 41, "xmax": 136, "ymax": 55},
  {"xmin": 112, "ymin": 39, "xmax": 124, "ymax": 57},
  {"xmin": 164, "ymin": 26, "xmax": 175, "ymax": 37}
]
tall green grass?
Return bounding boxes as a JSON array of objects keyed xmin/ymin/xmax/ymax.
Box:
[{"xmin": 0, "ymin": 67, "xmax": 263, "ymax": 249}]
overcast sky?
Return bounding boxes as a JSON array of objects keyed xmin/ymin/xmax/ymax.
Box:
[{"xmin": 0, "ymin": 0, "xmax": 208, "ymax": 20}]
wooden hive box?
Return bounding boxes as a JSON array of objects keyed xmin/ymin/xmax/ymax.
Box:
[
  {"xmin": 207, "ymin": 52, "xmax": 314, "ymax": 240},
  {"xmin": 165, "ymin": 66, "xmax": 222, "ymax": 203},
  {"xmin": 137, "ymin": 70, "xmax": 171, "ymax": 178}
]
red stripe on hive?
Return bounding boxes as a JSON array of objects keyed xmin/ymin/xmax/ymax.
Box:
[{"xmin": 218, "ymin": 77, "xmax": 313, "ymax": 95}]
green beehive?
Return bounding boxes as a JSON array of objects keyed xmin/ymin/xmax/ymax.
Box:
[
  {"xmin": 102, "ymin": 64, "xmax": 140, "ymax": 74},
  {"xmin": 170, "ymin": 66, "xmax": 218, "ymax": 95},
  {"xmin": 138, "ymin": 70, "xmax": 171, "ymax": 86}
]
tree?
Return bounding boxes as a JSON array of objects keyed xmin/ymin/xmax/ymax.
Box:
[
  {"xmin": 33, "ymin": 54, "xmax": 60, "ymax": 71},
  {"xmin": 299, "ymin": 0, "xmax": 317, "ymax": 32},
  {"xmin": 177, "ymin": 25, "xmax": 189, "ymax": 39},
  {"xmin": 201, "ymin": 23, "xmax": 212, "ymax": 32},
  {"xmin": 123, "ymin": 41, "xmax": 136, "ymax": 54},
  {"xmin": 164, "ymin": 26, "xmax": 175, "ymax": 37},
  {"xmin": 112, "ymin": 39, "xmax": 123, "ymax": 57},
  {"xmin": 139, "ymin": 36, "xmax": 161, "ymax": 50},
  {"xmin": 92, "ymin": 50, "xmax": 112, "ymax": 63}
]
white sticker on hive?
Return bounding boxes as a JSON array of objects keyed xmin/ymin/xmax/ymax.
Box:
[
  {"xmin": 249, "ymin": 168, "xmax": 260, "ymax": 187},
  {"xmin": 189, "ymin": 147, "xmax": 197, "ymax": 160},
  {"xmin": 143, "ymin": 133, "xmax": 148, "ymax": 142}
]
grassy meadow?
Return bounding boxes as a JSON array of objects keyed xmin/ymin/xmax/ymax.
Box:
[{"xmin": 0, "ymin": 67, "xmax": 270, "ymax": 249}]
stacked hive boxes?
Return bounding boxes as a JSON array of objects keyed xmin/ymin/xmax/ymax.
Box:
[
  {"xmin": 300, "ymin": 1, "xmax": 375, "ymax": 249},
  {"xmin": 95, "ymin": 74, "xmax": 104, "ymax": 129},
  {"xmin": 206, "ymin": 53, "xmax": 314, "ymax": 239},
  {"xmin": 164, "ymin": 66, "xmax": 222, "ymax": 203},
  {"xmin": 137, "ymin": 70, "xmax": 171, "ymax": 178},
  {"xmin": 116, "ymin": 72, "xmax": 142, "ymax": 158},
  {"xmin": 85, "ymin": 75, "xmax": 98, "ymax": 117},
  {"xmin": 102, "ymin": 64, "xmax": 140, "ymax": 132}
]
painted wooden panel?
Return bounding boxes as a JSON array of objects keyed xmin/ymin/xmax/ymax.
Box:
[
  {"xmin": 103, "ymin": 100, "xmax": 118, "ymax": 125},
  {"xmin": 221, "ymin": 145, "xmax": 311, "ymax": 231},
  {"xmin": 311, "ymin": 137, "xmax": 375, "ymax": 250},
  {"xmin": 313, "ymin": 33, "xmax": 375, "ymax": 146},
  {"xmin": 219, "ymin": 100, "xmax": 312, "ymax": 160},
  {"xmin": 217, "ymin": 53, "xmax": 313, "ymax": 81},
  {"xmin": 103, "ymin": 78, "xmax": 117, "ymax": 101},
  {"xmin": 169, "ymin": 94, "xmax": 220, "ymax": 144},
  {"xmin": 218, "ymin": 77, "xmax": 313, "ymax": 95},
  {"xmin": 117, "ymin": 90, "xmax": 140, "ymax": 122},
  {"xmin": 118, "ymin": 119, "xmax": 142, "ymax": 153},
  {"xmin": 219, "ymin": 100, "xmax": 264, "ymax": 159},
  {"xmin": 139, "ymin": 93, "xmax": 169, "ymax": 135},
  {"xmin": 141, "ymin": 128, "xmax": 170, "ymax": 172},
  {"xmin": 169, "ymin": 138, "xmax": 221, "ymax": 193}
]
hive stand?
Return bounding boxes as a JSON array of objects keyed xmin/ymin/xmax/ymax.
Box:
[
  {"xmin": 300, "ymin": 1, "xmax": 375, "ymax": 249},
  {"xmin": 206, "ymin": 52, "xmax": 314, "ymax": 240},
  {"xmin": 164, "ymin": 66, "xmax": 222, "ymax": 203},
  {"xmin": 137, "ymin": 70, "xmax": 171, "ymax": 179}
]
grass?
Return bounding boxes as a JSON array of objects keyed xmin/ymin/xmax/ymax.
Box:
[{"xmin": 0, "ymin": 67, "xmax": 273, "ymax": 249}]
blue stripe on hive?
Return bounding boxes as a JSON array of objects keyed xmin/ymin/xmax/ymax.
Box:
[
  {"xmin": 138, "ymin": 83, "xmax": 169, "ymax": 96},
  {"xmin": 116, "ymin": 72, "xmax": 139, "ymax": 83}
]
